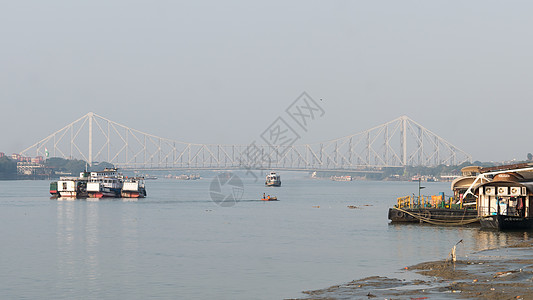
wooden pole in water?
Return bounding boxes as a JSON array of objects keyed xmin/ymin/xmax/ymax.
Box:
[
  {"xmin": 418, "ymin": 177, "xmax": 425, "ymax": 207},
  {"xmin": 418, "ymin": 178, "xmax": 421, "ymax": 207}
]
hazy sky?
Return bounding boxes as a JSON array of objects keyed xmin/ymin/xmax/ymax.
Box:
[{"xmin": 1, "ymin": 1, "xmax": 532, "ymax": 162}]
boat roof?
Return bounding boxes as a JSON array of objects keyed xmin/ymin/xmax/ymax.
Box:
[
  {"xmin": 451, "ymin": 176, "xmax": 489, "ymax": 190},
  {"xmin": 480, "ymin": 162, "xmax": 533, "ymax": 174},
  {"xmin": 461, "ymin": 165, "xmax": 481, "ymax": 175},
  {"xmin": 471, "ymin": 180, "xmax": 533, "ymax": 194}
]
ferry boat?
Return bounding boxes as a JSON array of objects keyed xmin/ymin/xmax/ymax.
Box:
[
  {"xmin": 49, "ymin": 167, "xmax": 148, "ymax": 199},
  {"xmin": 265, "ymin": 172, "xmax": 281, "ymax": 187},
  {"xmin": 87, "ymin": 168, "xmax": 122, "ymax": 198},
  {"xmin": 56, "ymin": 175, "xmax": 88, "ymax": 198},
  {"xmin": 121, "ymin": 177, "xmax": 147, "ymax": 198}
]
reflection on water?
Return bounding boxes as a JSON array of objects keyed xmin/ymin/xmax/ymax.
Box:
[
  {"xmin": 389, "ymin": 222, "xmax": 531, "ymax": 263},
  {"xmin": 55, "ymin": 199, "xmax": 141, "ymax": 298},
  {"xmin": 85, "ymin": 202, "xmax": 100, "ymax": 289},
  {"xmin": 474, "ymin": 230, "xmax": 530, "ymax": 251},
  {"xmin": 56, "ymin": 201, "xmax": 76, "ymax": 287},
  {"xmin": 56, "ymin": 201, "xmax": 101, "ymax": 295}
]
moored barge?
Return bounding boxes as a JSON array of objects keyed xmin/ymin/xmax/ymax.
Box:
[
  {"xmin": 388, "ymin": 166, "xmax": 481, "ymax": 225},
  {"xmin": 388, "ymin": 195, "xmax": 479, "ymax": 226},
  {"xmin": 50, "ymin": 168, "xmax": 147, "ymax": 199},
  {"xmin": 389, "ymin": 163, "xmax": 533, "ymax": 230}
]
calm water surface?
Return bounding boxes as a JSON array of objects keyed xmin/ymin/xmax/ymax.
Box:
[{"xmin": 0, "ymin": 177, "xmax": 529, "ymax": 299}]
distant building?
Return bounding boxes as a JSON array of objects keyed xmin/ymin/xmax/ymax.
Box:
[
  {"xmin": 17, "ymin": 161, "xmax": 49, "ymax": 177},
  {"xmin": 32, "ymin": 156, "xmax": 44, "ymax": 164},
  {"xmin": 0, "ymin": 152, "xmax": 4, "ymax": 158}
]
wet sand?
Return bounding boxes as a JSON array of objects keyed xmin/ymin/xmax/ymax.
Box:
[{"xmin": 292, "ymin": 239, "xmax": 533, "ymax": 299}]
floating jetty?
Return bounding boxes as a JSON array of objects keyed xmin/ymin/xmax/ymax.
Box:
[
  {"xmin": 389, "ymin": 163, "xmax": 533, "ymax": 229},
  {"xmin": 388, "ymin": 195, "xmax": 479, "ymax": 226}
]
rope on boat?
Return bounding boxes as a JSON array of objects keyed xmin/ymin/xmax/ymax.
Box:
[{"xmin": 392, "ymin": 207, "xmax": 481, "ymax": 226}]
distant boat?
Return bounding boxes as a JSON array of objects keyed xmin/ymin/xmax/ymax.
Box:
[
  {"xmin": 261, "ymin": 193, "xmax": 278, "ymax": 201},
  {"xmin": 87, "ymin": 168, "xmax": 122, "ymax": 198},
  {"xmin": 265, "ymin": 172, "xmax": 281, "ymax": 187},
  {"xmin": 144, "ymin": 175, "xmax": 158, "ymax": 180},
  {"xmin": 331, "ymin": 175, "xmax": 352, "ymax": 181},
  {"xmin": 173, "ymin": 174, "xmax": 200, "ymax": 180},
  {"xmin": 50, "ymin": 168, "xmax": 148, "ymax": 199},
  {"xmin": 121, "ymin": 177, "xmax": 147, "ymax": 198},
  {"xmin": 56, "ymin": 177, "xmax": 88, "ymax": 198}
]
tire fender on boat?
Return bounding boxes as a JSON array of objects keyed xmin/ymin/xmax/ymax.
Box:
[{"xmin": 396, "ymin": 209, "xmax": 406, "ymax": 219}]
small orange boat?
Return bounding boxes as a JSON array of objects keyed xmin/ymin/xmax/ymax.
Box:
[{"xmin": 261, "ymin": 193, "xmax": 278, "ymax": 201}]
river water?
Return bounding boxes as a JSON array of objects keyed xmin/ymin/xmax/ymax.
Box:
[{"xmin": 0, "ymin": 176, "xmax": 530, "ymax": 299}]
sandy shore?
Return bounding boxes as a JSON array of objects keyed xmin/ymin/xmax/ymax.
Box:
[{"xmin": 291, "ymin": 239, "xmax": 533, "ymax": 299}]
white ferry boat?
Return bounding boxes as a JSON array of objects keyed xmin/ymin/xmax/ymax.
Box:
[
  {"xmin": 56, "ymin": 177, "xmax": 88, "ymax": 198},
  {"xmin": 265, "ymin": 172, "xmax": 281, "ymax": 187},
  {"xmin": 50, "ymin": 168, "xmax": 148, "ymax": 199},
  {"xmin": 55, "ymin": 171, "xmax": 89, "ymax": 198},
  {"xmin": 121, "ymin": 177, "xmax": 147, "ymax": 198},
  {"xmin": 87, "ymin": 168, "xmax": 123, "ymax": 198}
]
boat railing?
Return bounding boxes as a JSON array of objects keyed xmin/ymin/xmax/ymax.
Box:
[{"xmin": 396, "ymin": 195, "xmax": 468, "ymax": 209}]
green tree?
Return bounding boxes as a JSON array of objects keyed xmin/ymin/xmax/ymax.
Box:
[
  {"xmin": 45, "ymin": 157, "xmax": 87, "ymax": 175},
  {"xmin": 528, "ymin": 153, "xmax": 533, "ymax": 161},
  {"xmin": 0, "ymin": 156, "xmax": 17, "ymax": 179},
  {"xmin": 45, "ymin": 157, "xmax": 115, "ymax": 176}
]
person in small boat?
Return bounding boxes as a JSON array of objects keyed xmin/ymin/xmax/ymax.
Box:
[{"xmin": 263, "ymin": 193, "xmax": 266, "ymax": 199}]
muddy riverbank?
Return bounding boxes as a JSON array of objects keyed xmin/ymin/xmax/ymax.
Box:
[{"xmin": 293, "ymin": 239, "xmax": 533, "ymax": 299}]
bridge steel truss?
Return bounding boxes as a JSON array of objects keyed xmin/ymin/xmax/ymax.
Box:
[{"xmin": 20, "ymin": 113, "xmax": 471, "ymax": 171}]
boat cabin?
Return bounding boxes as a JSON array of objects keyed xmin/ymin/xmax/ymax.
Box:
[{"xmin": 474, "ymin": 181, "xmax": 531, "ymax": 218}]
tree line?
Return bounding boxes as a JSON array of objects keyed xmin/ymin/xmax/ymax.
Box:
[{"xmin": 0, "ymin": 157, "xmax": 114, "ymax": 180}]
